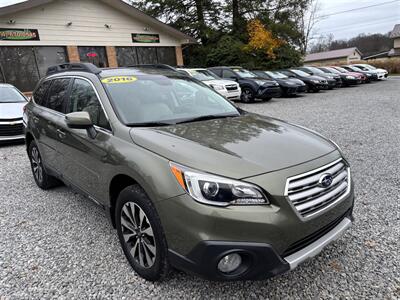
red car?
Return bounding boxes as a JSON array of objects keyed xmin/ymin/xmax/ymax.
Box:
[{"xmin": 330, "ymin": 66, "xmax": 366, "ymax": 83}]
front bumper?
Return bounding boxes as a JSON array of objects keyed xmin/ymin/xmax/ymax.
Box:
[
  {"xmin": 157, "ymin": 152, "xmax": 355, "ymax": 280},
  {"xmin": 217, "ymin": 88, "xmax": 242, "ymax": 101},
  {"xmin": 257, "ymin": 86, "xmax": 282, "ymax": 99},
  {"xmin": 169, "ymin": 209, "xmax": 353, "ymax": 281},
  {"xmin": 0, "ymin": 134, "xmax": 25, "ymax": 142}
]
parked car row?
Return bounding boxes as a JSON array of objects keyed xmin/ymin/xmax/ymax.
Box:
[
  {"xmin": 176, "ymin": 63, "xmax": 388, "ymax": 103},
  {"xmin": 0, "ymin": 63, "xmax": 389, "ymax": 143}
]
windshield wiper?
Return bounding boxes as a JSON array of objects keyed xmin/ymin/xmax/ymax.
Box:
[
  {"xmin": 127, "ymin": 121, "xmax": 174, "ymax": 127},
  {"xmin": 174, "ymin": 114, "xmax": 239, "ymax": 124}
]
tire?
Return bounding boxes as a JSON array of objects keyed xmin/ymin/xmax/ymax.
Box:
[
  {"xmin": 115, "ymin": 184, "xmax": 170, "ymax": 281},
  {"xmin": 28, "ymin": 141, "xmax": 61, "ymax": 190},
  {"xmin": 241, "ymin": 87, "xmax": 255, "ymax": 103}
]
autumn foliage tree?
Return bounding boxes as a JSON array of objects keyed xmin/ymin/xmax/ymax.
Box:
[{"xmin": 244, "ymin": 19, "xmax": 282, "ymax": 58}]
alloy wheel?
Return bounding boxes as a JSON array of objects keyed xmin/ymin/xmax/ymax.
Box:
[
  {"xmin": 242, "ymin": 89, "xmax": 253, "ymax": 102},
  {"xmin": 121, "ymin": 202, "xmax": 156, "ymax": 268},
  {"xmin": 31, "ymin": 147, "xmax": 43, "ymax": 183}
]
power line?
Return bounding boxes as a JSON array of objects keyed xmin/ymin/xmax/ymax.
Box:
[
  {"xmin": 320, "ymin": 0, "xmax": 400, "ymax": 18},
  {"xmin": 316, "ymin": 16, "xmax": 399, "ymax": 34}
]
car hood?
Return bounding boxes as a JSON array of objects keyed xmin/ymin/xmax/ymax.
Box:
[
  {"xmin": 276, "ymin": 78, "xmax": 305, "ymax": 86},
  {"xmin": 345, "ymin": 72, "xmax": 363, "ymax": 78},
  {"xmin": 0, "ymin": 102, "xmax": 25, "ymax": 119},
  {"xmin": 130, "ymin": 113, "xmax": 336, "ymax": 179},
  {"xmin": 308, "ymin": 75, "xmax": 326, "ymax": 81},
  {"xmin": 203, "ymin": 79, "xmax": 238, "ymax": 86}
]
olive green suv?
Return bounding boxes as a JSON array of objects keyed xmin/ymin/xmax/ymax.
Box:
[{"xmin": 24, "ymin": 63, "xmax": 354, "ymax": 281}]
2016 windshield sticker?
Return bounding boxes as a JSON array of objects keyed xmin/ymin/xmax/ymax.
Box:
[{"xmin": 101, "ymin": 76, "xmax": 137, "ymax": 84}]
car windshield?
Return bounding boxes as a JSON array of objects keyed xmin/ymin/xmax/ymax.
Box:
[
  {"xmin": 233, "ymin": 68, "xmax": 257, "ymax": 78},
  {"xmin": 364, "ymin": 64, "xmax": 376, "ymax": 70},
  {"xmin": 102, "ymin": 74, "xmax": 240, "ymax": 125},
  {"xmin": 185, "ymin": 70, "xmax": 216, "ymax": 81},
  {"xmin": 195, "ymin": 69, "xmax": 220, "ymax": 79},
  {"xmin": 290, "ymin": 69, "xmax": 310, "ymax": 77},
  {"xmin": 265, "ymin": 71, "xmax": 288, "ymax": 79},
  {"xmin": 350, "ymin": 66, "xmax": 363, "ymax": 72},
  {"xmin": 325, "ymin": 67, "xmax": 340, "ymax": 74},
  {"xmin": 334, "ymin": 67, "xmax": 348, "ymax": 73},
  {"xmin": 0, "ymin": 86, "xmax": 27, "ymax": 103},
  {"xmin": 306, "ymin": 67, "xmax": 324, "ymax": 75}
]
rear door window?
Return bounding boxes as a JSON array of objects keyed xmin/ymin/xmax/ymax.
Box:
[
  {"xmin": 33, "ymin": 80, "xmax": 52, "ymax": 106},
  {"xmin": 46, "ymin": 78, "xmax": 71, "ymax": 113}
]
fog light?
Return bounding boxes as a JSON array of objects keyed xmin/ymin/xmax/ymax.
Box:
[{"xmin": 217, "ymin": 253, "xmax": 242, "ymax": 273}]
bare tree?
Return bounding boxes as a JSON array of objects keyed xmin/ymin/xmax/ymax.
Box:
[{"xmin": 299, "ymin": 0, "xmax": 321, "ymax": 54}]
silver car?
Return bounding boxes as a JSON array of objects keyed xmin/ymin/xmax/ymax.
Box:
[{"xmin": 0, "ymin": 84, "xmax": 27, "ymax": 142}]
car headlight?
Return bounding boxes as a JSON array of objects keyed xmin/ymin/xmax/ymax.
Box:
[
  {"xmin": 346, "ymin": 75, "xmax": 355, "ymax": 79},
  {"xmin": 311, "ymin": 79, "xmax": 320, "ymax": 83},
  {"xmin": 211, "ymin": 84, "xmax": 225, "ymax": 91},
  {"xmin": 170, "ymin": 162, "xmax": 269, "ymax": 206}
]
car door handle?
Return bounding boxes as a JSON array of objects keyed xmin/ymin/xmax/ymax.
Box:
[{"xmin": 57, "ymin": 129, "xmax": 66, "ymax": 138}]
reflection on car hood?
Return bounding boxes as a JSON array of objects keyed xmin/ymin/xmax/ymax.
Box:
[
  {"xmin": 203, "ymin": 79, "xmax": 238, "ymax": 86},
  {"xmin": 130, "ymin": 113, "xmax": 336, "ymax": 178},
  {"xmin": 276, "ymin": 78, "xmax": 305, "ymax": 86},
  {"xmin": 0, "ymin": 102, "xmax": 25, "ymax": 119}
]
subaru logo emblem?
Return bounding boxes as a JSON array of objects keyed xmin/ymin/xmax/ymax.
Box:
[{"xmin": 319, "ymin": 173, "xmax": 333, "ymax": 188}]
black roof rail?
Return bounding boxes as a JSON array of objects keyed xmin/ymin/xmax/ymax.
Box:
[
  {"xmin": 128, "ymin": 64, "xmax": 178, "ymax": 71},
  {"xmin": 46, "ymin": 63, "xmax": 101, "ymax": 76}
]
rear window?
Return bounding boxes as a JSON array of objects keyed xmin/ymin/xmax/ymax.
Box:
[
  {"xmin": 33, "ymin": 80, "xmax": 52, "ymax": 106},
  {"xmin": 0, "ymin": 86, "xmax": 26, "ymax": 103}
]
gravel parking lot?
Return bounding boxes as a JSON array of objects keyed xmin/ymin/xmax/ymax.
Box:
[{"xmin": 1, "ymin": 78, "xmax": 399, "ymax": 299}]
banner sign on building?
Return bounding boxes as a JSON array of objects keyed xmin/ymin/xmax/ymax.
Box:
[
  {"xmin": 132, "ymin": 33, "xmax": 160, "ymax": 43},
  {"xmin": 0, "ymin": 28, "xmax": 40, "ymax": 41}
]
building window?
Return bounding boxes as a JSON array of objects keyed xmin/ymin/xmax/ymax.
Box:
[
  {"xmin": 78, "ymin": 46, "xmax": 108, "ymax": 68},
  {"xmin": 116, "ymin": 46, "xmax": 176, "ymax": 67},
  {"xmin": 115, "ymin": 47, "xmax": 139, "ymax": 66},
  {"xmin": 156, "ymin": 47, "xmax": 176, "ymax": 65},
  {"xmin": 0, "ymin": 46, "xmax": 68, "ymax": 92}
]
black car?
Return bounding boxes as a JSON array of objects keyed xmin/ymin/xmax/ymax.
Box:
[
  {"xmin": 252, "ymin": 70, "xmax": 307, "ymax": 96},
  {"xmin": 208, "ymin": 67, "xmax": 281, "ymax": 103},
  {"xmin": 296, "ymin": 66, "xmax": 341, "ymax": 89},
  {"xmin": 341, "ymin": 65, "xmax": 377, "ymax": 82},
  {"xmin": 317, "ymin": 67, "xmax": 359, "ymax": 87},
  {"xmin": 279, "ymin": 69, "xmax": 328, "ymax": 92}
]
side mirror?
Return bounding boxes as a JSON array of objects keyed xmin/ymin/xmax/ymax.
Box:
[
  {"xmin": 230, "ymin": 76, "xmax": 238, "ymax": 81},
  {"xmin": 66, "ymin": 111, "xmax": 97, "ymax": 138},
  {"xmin": 66, "ymin": 111, "xmax": 93, "ymax": 128}
]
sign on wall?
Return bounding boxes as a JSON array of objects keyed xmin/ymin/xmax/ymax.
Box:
[
  {"xmin": 132, "ymin": 33, "xmax": 160, "ymax": 43},
  {"xmin": 0, "ymin": 28, "xmax": 40, "ymax": 41}
]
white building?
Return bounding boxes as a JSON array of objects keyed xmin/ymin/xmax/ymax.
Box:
[{"xmin": 0, "ymin": 0, "xmax": 196, "ymax": 92}]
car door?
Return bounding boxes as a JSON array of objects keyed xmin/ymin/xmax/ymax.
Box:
[
  {"xmin": 31, "ymin": 78, "xmax": 71, "ymax": 172},
  {"xmin": 61, "ymin": 77, "xmax": 112, "ymax": 201}
]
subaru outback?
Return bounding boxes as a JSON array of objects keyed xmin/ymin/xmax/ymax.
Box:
[{"xmin": 24, "ymin": 63, "xmax": 354, "ymax": 281}]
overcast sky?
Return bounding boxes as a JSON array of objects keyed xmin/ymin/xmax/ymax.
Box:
[
  {"xmin": 1, "ymin": 0, "xmax": 399, "ymax": 41},
  {"xmin": 314, "ymin": 0, "xmax": 399, "ymax": 40}
]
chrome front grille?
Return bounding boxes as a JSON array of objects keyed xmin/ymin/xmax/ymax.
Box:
[
  {"xmin": 225, "ymin": 84, "xmax": 238, "ymax": 91},
  {"xmin": 285, "ymin": 159, "xmax": 350, "ymax": 218}
]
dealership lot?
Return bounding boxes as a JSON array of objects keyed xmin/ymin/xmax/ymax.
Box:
[{"xmin": 0, "ymin": 78, "xmax": 399, "ymax": 299}]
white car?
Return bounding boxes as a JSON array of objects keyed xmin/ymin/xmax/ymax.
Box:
[
  {"xmin": 351, "ymin": 64, "xmax": 388, "ymax": 80},
  {"xmin": 0, "ymin": 84, "xmax": 28, "ymax": 142},
  {"xmin": 179, "ymin": 68, "xmax": 241, "ymax": 101}
]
